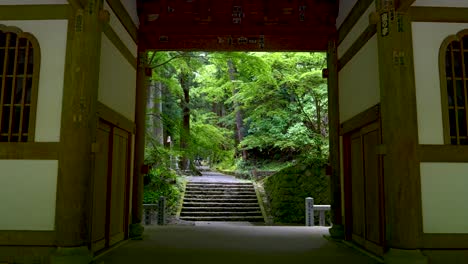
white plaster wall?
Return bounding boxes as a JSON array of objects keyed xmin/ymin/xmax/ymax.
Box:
[
  {"xmin": 420, "ymin": 162, "xmax": 468, "ymax": 233},
  {"xmin": 104, "ymin": 1, "xmax": 137, "ymax": 57},
  {"xmin": 339, "ymin": 35, "xmax": 380, "ymax": 122},
  {"xmin": 0, "ymin": 160, "xmax": 58, "ymax": 230},
  {"xmin": 336, "ymin": 0, "xmax": 358, "ymax": 29},
  {"xmin": 412, "ymin": 22, "xmax": 468, "ymax": 144},
  {"xmin": 413, "ymin": 0, "xmax": 468, "ymax": 7},
  {"xmin": 338, "ymin": 2, "xmax": 375, "ymax": 59},
  {"xmin": 120, "ymin": 0, "xmax": 139, "ymax": 27},
  {"xmin": 0, "ymin": 0, "xmax": 67, "ymax": 4},
  {"xmin": 0, "ymin": 20, "xmax": 67, "ymax": 142},
  {"xmin": 98, "ymin": 34, "xmax": 136, "ymax": 122}
]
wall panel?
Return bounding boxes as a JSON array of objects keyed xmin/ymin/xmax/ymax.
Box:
[
  {"xmin": 412, "ymin": 22, "xmax": 468, "ymax": 144},
  {"xmin": 339, "ymin": 36, "xmax": 380, "ymax": 122},
  {"xmin": 420, "ymin": 162, "xmax": 468, "ymax": 233},
  {"xmin": 0, "ymin": 160, "xmax": 58, "ymax": 230}
]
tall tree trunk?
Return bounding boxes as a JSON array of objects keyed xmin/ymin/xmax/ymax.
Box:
[
  {"xmin": 179, "ymin": 72, "xmax": 191, "ymax": 170},
  {"xmin": 155, "ymin": 82, "xmax": 164, "ymax": 145},
  {"xmin": 147, "ymin": 81, "xmax": 164, "ymax": 146},
  {"xmin": 227, "ymin": 59, "xmax": 247, "ymax": 161}
]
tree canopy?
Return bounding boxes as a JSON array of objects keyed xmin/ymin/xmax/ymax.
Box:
[{"xmin": 145, "ymin": 51, "xmax": 329, "ymax": 170}]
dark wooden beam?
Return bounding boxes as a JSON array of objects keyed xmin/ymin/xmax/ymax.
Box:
[
  {"xmin": 396, "ymin": 0, "xmax": 416, "ymax": 12},
  {"xmin": 56, "ymin": 0, "xmax": 103, "ymax": 247},
  {"xmin": 141, "ymin": 34, "xmax": 329, "ymax": 51},
  {"xmin": 327, "ymin": 39, "xmax": 344, "ymax": 238},
  {"xmin": 340, "ymin": 104, "xmax": 380, "ymax": 135},
  {"xmin": 338, "ymin": 24, "xmax": 377, "ymax": 70},
  {"xmin": 337, "ymin": 0, "xmax": 374, "ymax": 45},
  {"xmin": 376, "ymin": 7, "xmax": 422, "ymax": 248},
  {"xmin": 409, "ymin": 7, "xmax": 468, "ymax": 23},
  {"xmin": 419, "ymin": 145, "xmax": 468, "ymax": 162},
  {"xmin": 130, "ymin": 50, "xmax": 148, "ymax": 237},
  {"xmin": 106, "ymin": 0, "xmax": 138, "ymax": 43},
  {"xmin": 0, "ymin": 143, "xmax": 59, "ymax": 160}
]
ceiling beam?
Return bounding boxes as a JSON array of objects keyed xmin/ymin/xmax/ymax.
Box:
[{"xmin": 396, "ymin": 0, "xmax": 416, "ymax": 12}]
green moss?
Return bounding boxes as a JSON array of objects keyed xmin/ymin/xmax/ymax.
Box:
[{"xmin": 264, "ymin": 162, "xmax": 330, "ymax": 224}]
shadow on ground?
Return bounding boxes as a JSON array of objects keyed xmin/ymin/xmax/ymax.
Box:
[{"xmin": 96, "ymin": 225, "xmax": 381, "ymax": 264}]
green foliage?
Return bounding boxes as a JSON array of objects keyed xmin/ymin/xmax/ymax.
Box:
[
  {"xmin": 143, "ymin": 166, "xmax": 183, "ymax": 215},
  {"xmin": 148, "ymin": 51, "xmax": 329, "ymax": 172},
  {"xmin": 263, "ymin": 160, "xmax": 330, "ymax": 224}
]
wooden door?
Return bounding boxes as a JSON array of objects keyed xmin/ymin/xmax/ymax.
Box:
[
  {"xmin": 91, "ymin": 121, "xmax": 112, "ymax": 252},
  {"xmin": 108, "ymin": 127, "xmax": 130, "ymax": 246},
  {"xmin": 344, "ymin": 121, "xmax": 385, "ymax": 255},
  {"xmin": 91, "ymin": 120, "xmax": 131, "ymax": 253}
]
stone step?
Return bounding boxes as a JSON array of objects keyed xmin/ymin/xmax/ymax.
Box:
[
  {"xmin": 187, "ymin": 183, "xmax": 252, "ymax": 188},
  {"xmin": 179, "ymin": 216, "xmax": 264, "ymax": 222},
  {"xmin": 185, "ymin": 191, "xmax": 256, "ymax": 195},
  {"xmin": 183, "ymin": 202, "xmax": 261, "ymax": 207},
  {"xmin": 184, "ymin": 194, "xmax": 258, "ymax": 199},
  {"xmin": 182, "ymin": 207, "xmax": 260, "ymax": 212},
  {"xmin": 180, "ymin": 211, "xmax": 262, "ymax": 216},
  {"xmin": 186, "ymin": 187, "xmax": 255, "ymax": 192},
  {"xmin": 184, "ymin": 198, "xmax": 259, "ymax": 203}
]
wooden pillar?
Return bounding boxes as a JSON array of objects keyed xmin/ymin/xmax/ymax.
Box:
[
  {"xmin": 375, "ymin": 2, "xmax": 422, "ymax": 249},
  {"xmin": 55, "ymin": 0, "xmax": 103, "ymax": 248},
  {"xmin": 327, "ymin": 39, "xmax": 344, "ymax": 237},
  {"xmin": 130, "ymin": 51, "xmax": 148, "ymax": 237}
]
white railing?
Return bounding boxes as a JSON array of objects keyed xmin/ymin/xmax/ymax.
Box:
[{"xmin": 305, "ymin": 197, "xmax": 331, "ymax": 227}]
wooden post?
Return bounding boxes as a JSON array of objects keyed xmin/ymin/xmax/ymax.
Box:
[
  {"xmin": 55, "ymin": 0, "xmax": 103, "ymax": 248},
  {"xmin": 130, "ymin": 50, "xmax": 149, "ymax": 237},
  {"xmin": 375, "ymin": 2, "xmax": 422, "ymax": 249},
  {"xmin": 327, "ymin": 39, "xmax": 344, "ymax": 238}
]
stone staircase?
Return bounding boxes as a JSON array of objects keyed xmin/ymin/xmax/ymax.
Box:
[{"xmin": 180, "ymin": 182, "xmax": 264, "ymax": 222}]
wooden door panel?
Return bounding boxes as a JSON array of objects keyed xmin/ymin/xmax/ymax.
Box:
[
  {"xmin": 350, "ymin": 135, "xmax": 365, "ymax": 238},
  {"xmin": 92, "ymin": 122, "xmax": 111, "ymax": 252},
  {"xmin": 109, "ymin": 128, "xmax": 129, "ymax": 246},
  {"xmin": 363, "ymin": 129, "xmax": 381, "ymax": 244}
]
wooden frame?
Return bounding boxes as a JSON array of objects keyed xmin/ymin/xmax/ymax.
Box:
[
  {"xmin": 338, "ymin": 24, "xmax": 377, "ymax": 71},
  {"xmin": 419, "ymin": 145, "xmax": 468, "ymax": 162},
  {"xmin": 97, "ymin": 102, "xmax": 135, "ymax": 134},
  {"xmin": 0, "ymin": 5, "xmax": 69, "ymax": 20},
  {"xmin": 343, "ymin": 118, "xmax": 385, "ymax": 256},
  {"xmin": 410, "ymin": 7, "xmax": 468, "ymax": 23},
  {"xmin": 0, "ymin": 142, "xmax": 58, "ymax": 159},
  {"xmin": 340, "ymin": 104, "xmax": 380, "ymax": 135},
  {"xmin": 103, "ymin": 25, "xmax": 137, "ymax": 70},
  {"xmin": 439, "ymin": 29, "xmax": 468, "ymax": 145},
  {"xmin": 0, "ymin": 231, "xmax": 55, "ymax": 246},
  {"xmin": 337, "ymin": 0, "xmax": 374, "ymax": 45},
  {"xmin": 422, "ymin": 234, "xmax": 468, "ymax": 249},
  {"xmin": 105, "ymin": 0, "xmax": 138, "ymax": 43},
  {"xmin": 0, "ymin": 25, "xmax": 40, "ymax": 143}
]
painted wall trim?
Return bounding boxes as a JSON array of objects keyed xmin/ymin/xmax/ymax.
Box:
[
  {"xmin": 410, "ymin": 7, "xmax": 468, "ymax": 23},
  {"xmin": 340, "ymin": 104, "xmax": 380, "ymax": 135},
  {"xmin": 422, "ymin": 234, "xmax": 468, "ymax": 249},
  {"xmin": 97, "ymin": 102, "xmax": 136, "ymax": 133},
  {"xmin": 0, "ymin": 143, "xmax": 59, "ymax": 159},
  {"xmin": 337, "ymin": 0, "xmax": 373, "ymax": 45},
  {"xmin": 419, "ymin": 145, "xmax": 468, "ymax": 162},
  {"xmin": 103, "ymin": 25, "xmax": 137, "ymax": 70},
  {"xmin": 338, "ymin": 24, "xmax": 377, "ymax": 71},
  {"xmin": 0, "ymin": 5, "xmax": 69, "ymax": 20},
  {"xmin": 106, "ymin": 0, "xmax": 137, "ymax": 43},
  {"xmin": 0, "ymin": 231, "xmax": 55, "ymax": 246}
]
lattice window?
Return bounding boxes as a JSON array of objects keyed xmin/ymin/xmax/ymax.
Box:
[
  {"xmin": 441, "ymin": 30, "xmax": 468, "ymax": 145},
  {"xmin": 0, "ymin": 26, "xmax": 39, "ymax": 142}
]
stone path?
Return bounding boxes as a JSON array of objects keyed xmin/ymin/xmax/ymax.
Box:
[
  {"xmin": 96, "ymin": 225, "xmax": 381, "ymax": 264},
  {"xmin": 185, "ymin": 170, "xmax": 251, "ymax": 183}
]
